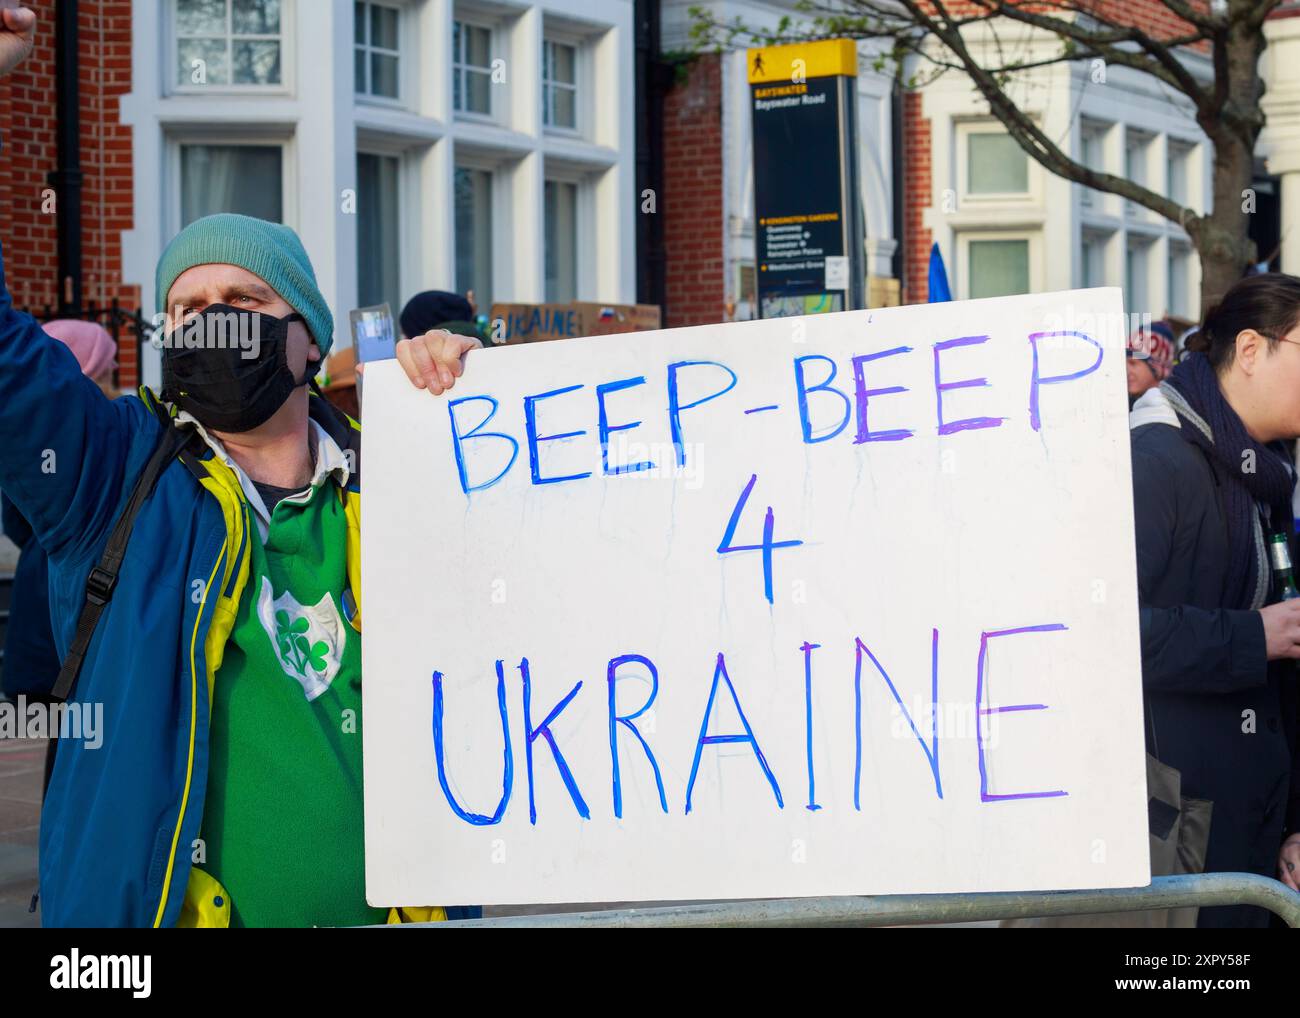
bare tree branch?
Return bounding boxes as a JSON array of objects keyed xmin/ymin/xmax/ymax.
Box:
[
  {"xmin": 688, "ymin": 0, "xmax": 1274, "ymax": 300},
  {"xmin": 967, "ymin": 1, "xmax": 1211, "ymax": 107},
  {"xmin": 853, "ymin": 0, "xmax": 1197, "ymax": 226}
]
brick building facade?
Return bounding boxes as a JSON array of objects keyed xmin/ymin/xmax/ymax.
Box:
[
  {"xmin": 901, "ymin": 92, "xmax": 931, "ymax": 306},
  {"xmin": 0, "ymin": 0, "xmax": 139, "ymax": 386},
  {"xmin": 0, "ymin": 0, "xmax": 639, "ymax": 390},
  {"xmin": 660, "ymin": 54, "xmax": 725, "ymax": 328}
]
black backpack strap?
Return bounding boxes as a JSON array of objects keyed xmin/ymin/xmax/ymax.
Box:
[{"xmin": 50, "ymin": 409, "xmax": 195, "ymax": 702}]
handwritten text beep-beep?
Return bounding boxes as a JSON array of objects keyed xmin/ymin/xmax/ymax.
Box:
[{"xmin": 446, "ymin": 330, "xmax": 1105, "ymax": 493}]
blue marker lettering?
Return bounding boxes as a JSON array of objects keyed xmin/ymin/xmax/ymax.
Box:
[
  {"xmin": 431, "ymin": 664, "xmax": 513, "ymax": 825},
  {"xmin": 801, "ymin": 641, "xmax": 821, "ymax": 811},
  {"xmin": 793, "ymin": 354, "xmax": 850, "ymax": 443},
  {"xmin": 853, "ymin": 631, "xmax": 942, "ymax": 807},
  {"xmin": 597, "ymin": 376, "xmax": 655, "ymax": 476},
  {"xmin": 524, "ymin": 383, "xmax": 593, "ymax": 486},
  {"xmin": 685, "ymin": 652, "xmax": 783, "ymax": 813},
  {"xmin": 1028, "ymin": 331, "xmax": 1103, "ymax": 432},
  {"xmin": 447, "ymin": 395, "xmax": 519, "ymax": 494},
  {"xmin": 667, "ymin": 360, "xmax": 737, "ymax": 467},
  {"xmin": 852, "ymin": 346, "xmax": 914, "ymax": 443},
  {"xmin": 933, "ymin": 335, "xmax": 1005, "ymax": 435},
  {"xmin": 607, "ymin": 654, "xmax": 669, "ymax": 817},
  {"xmin": 976, "ymin": 624, "xmax": 1069, "ymax": 802},
  {"xmin": 520, "ymin": 657, "xmax": 591, "ymax": 823}
]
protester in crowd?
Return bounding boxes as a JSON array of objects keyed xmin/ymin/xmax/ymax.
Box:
[
  {"xmin": 0, "ymin": 319, "xmax": 117, "ymax": 795},
  {"xmin": 1129, "ymin": 273, "xmax": 1300, "ymax": 927},
  {"xmin": 320, "ymin": 344, "xmax": 359, "ymax": 420},
  {"xmin": 1125, "ymin": 335, "xmax": 1154, "ymax": 410},
  {"xmin": 400, "ymin": 289, "xmax": 482, "ymax": 342},
  {"xmin": 1125, "ymin": 321, "xmax": 1175, "ymax": 406},
  {"xmin": 321, "ymin": 290, "xmax": 483, "ymax": 430},
  {"xmin": 0, "ymin": 8, "xmax": 481, "ymax": 928}
]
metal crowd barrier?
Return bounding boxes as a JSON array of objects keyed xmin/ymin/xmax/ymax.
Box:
[{"xmin": 392, "ymin": 874, "xmax": 1300, "ymax": 928}]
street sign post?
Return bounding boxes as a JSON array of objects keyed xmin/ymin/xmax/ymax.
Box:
[{"xmin": 748, "ymin": 38, "xmax": 864, "ymax": 318}]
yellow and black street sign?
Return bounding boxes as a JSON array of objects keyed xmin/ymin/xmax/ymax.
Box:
[
  {"xmin": 748, "ymin": 38, "xmax": 862, "ymax": 319},
  {"xmin": 746, "ymin": 38, "xmax": 857, "ymax": 85}
]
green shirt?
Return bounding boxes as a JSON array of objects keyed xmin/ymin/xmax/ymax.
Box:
[{"xmin": 198, "ymin": 478, "xmax": 384, "ymax": 928}]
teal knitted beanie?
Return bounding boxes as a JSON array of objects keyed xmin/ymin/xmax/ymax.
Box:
[{"xmin": 156, "ymin": 213, "xmax": 334, "ymax": 355}]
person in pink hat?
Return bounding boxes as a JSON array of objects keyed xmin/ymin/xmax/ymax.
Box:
[{"xmin": 40, "ymin": 318, "xmax": 118, "ymax": 397}]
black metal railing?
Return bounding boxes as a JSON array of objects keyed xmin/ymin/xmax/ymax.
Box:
[{"xmin": 19, "ymin": 299, "xmax": 157, "ymax": 389}]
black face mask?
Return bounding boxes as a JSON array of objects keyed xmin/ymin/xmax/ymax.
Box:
[{"xmin": 160, "ymin": 305, "xmax": 311, "ymax": 433}]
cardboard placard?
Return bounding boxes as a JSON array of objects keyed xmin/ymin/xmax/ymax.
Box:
[{"xmin": 489, "ymin": 302, "xmax": 662, "ymax": 344}]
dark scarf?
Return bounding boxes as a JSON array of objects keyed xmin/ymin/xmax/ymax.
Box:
[{"xmin": 1161, "ymin": 352, "xmax": 1295, "ymax": 609}]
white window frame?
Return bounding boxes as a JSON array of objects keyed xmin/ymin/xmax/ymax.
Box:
[
  {"xmin": 542, "ymin": 36, "xmax": 580, "ymax": 135},
  {"xmin": 1124, "ymin": 127, "xmax": 1154, "ymax": 221},
  {"xmin": 956, "ymin": 121, "xmax": 1036, "ymax": 204},
  {"xmin": 1167, "ymin": 239, "xmax": 1192, "ymax": 320},
  {"xmin": 452, "ymin": 15, "xmax": 497, "ymax": 122},
  {"xmin": 1166, "ymin": 137, "xmax": 1193, "ymax": 209},
  {"xmin": 452, "ymin": 153, "xmax": 504, "ymax": 311},
  {"xmin": 1080, "ymin": 229, "xmax": 1111, "ymax": 289},
  {"xmin": 1125, "ymin": 234, "xmax": 1156, "ymax": 315},
  {"xmin": 355, "ymin": 140, "xmax": 416, "ymax": 313},
  {"xmin": 166, "ymin": 132, "xmax": 296, "ymax": 243},
  {"xmin": 168, "ymin": 0, "xmax": 293, "ymax": 97},
  {"xmin": 1078, "ymin": 119, "xmax": 1110, "ymax": 210},
  {"xmin": 957, "ymin": 230, "xmax": 1041, "ymax": 300},
  {"xmin": 354, "ymin": 0, "xmax": 408, "ymax": 107},
  {"xmin": 544, "ymin": 162, "xmax": 595, "ymax": 300}
]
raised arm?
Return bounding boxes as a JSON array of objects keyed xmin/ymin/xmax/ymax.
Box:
[{"xmin": 0, "ymin": 9, "xmax": 139, "ymax": 559}]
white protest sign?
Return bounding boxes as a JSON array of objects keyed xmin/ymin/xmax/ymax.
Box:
[{"xmin": 361, "ymin": 288, "xmax": 1150, "ymax": 907}]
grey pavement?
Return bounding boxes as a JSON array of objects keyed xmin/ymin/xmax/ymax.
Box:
[{"xmin": 0, "ymin": 734, "xmax": 42, "ymax": 928}]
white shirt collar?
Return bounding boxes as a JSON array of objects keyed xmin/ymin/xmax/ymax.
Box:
[{"xmin": 176, "ymin": 410, "xmax": 351, "ymax": 534}]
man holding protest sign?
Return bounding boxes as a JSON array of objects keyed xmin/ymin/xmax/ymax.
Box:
[{"xmin": 0, "ymin": 5, "xmax": 478, "ymax": 928}]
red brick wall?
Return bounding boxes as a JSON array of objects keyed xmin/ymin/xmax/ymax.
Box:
[
  {"xmin": 0, "ymin": 0, "xmax": 139, "ymax": 386},
  {"xmin": 0, "ymin": 3, "xmax": 57, "ymax": 313},
  {"xmin": 661, "ymin": 54, "xmax": 725, "ymax": 328},
  {"xmin": 902, "ymin": 90, "xmax": 932, "ymax": 306},
  {"xmin": 936, "ymin": 1, "xmax": 1204, "ymax": 43},
  {"xmin": 1088, "ymin": 1, "xmax": 1205, "ymax": 45}
]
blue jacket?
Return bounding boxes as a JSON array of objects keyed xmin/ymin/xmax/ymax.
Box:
[
  {"xmin": 0, "ymin": 494, "xmax": 61, "ymax": 698},
  {"xmin": 0, "ymin": 244, "xmax": 399, "ymax": 926}
]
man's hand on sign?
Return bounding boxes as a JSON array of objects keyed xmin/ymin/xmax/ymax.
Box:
[
  {"xmin": 392, "ymin": 329, "xmax": 481, "ymax": 396},
  {"xmin": 1259, "ymin": 599, "xmax": 1300, "ymax": 660},
  {"xmin": 1278, "ymin": 834, "xmax": 1300, "ymax": 892},
  {"xmin": 0, "ymin": 4, "xmax": 35, "ymax": 79}
]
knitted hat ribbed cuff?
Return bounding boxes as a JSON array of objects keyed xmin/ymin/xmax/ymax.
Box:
[{"xmin": 156, "ymin": 213, "xmax": 334, "ymax": 356}]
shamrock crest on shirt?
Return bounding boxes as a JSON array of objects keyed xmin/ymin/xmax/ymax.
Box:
[
  {"xmin": 274, "ymin": 611, "xmax": 330, "ymax": 675},
  {"xmin": 255, "ymin": 577, "xmax": 347, "ymax": 700}
]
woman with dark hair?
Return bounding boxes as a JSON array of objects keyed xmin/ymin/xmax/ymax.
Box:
[{"xmin": 1129, "ymin": 273, "xmax": 1300, "ymax": 927}]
